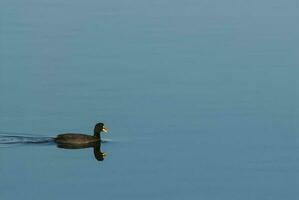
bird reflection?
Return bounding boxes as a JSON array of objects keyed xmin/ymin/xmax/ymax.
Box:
[{"xmin": 56, "ymin": 141, "xmax": 106, "ymax": 161}]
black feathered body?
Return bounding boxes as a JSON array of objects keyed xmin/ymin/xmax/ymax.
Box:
[{"xmin": 54, "ymin": 133, "xmax": 100, "ymax": 145}]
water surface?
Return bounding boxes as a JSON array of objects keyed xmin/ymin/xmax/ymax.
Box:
[{"xmin": 0, "ymin": 0, "xmax": 298, "ymax": 199}]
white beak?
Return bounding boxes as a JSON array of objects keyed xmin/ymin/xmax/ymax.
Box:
[{"xmin": 102, "ymin": 127, "xmax": 108, "ymax": 133}]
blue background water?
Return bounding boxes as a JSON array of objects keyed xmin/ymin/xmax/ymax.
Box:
[{"xmin": 0, "ymin": 0, "xmax": 298, "ymax": 199}]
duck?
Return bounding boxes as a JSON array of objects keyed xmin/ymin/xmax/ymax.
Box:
[{"xmin": 54, "ymin": 122, "xmax": 108, "ymax": 145}]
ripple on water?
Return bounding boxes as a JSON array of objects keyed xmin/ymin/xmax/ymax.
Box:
[{"xmin": 0, "ymin": 134, "xmax": 54, "ymax": 148}]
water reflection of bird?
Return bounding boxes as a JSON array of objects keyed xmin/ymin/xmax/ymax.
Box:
[
  {"xmin": 56, "ymin": 141, "xmax": 106, "ymax": 161},
  {"xmin": 54, "ymin": 123, "xmax": 108, "ymax": 145}
]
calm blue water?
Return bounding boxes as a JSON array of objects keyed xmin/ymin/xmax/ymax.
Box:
[{"xmin": 1, "ymin": 0, "xmax": 298, "ymax": 199}]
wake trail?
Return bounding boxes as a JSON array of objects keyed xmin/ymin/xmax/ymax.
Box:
[{"xmin": 0, "ymin": 133, "xmax": 54, "ymax": 147}]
